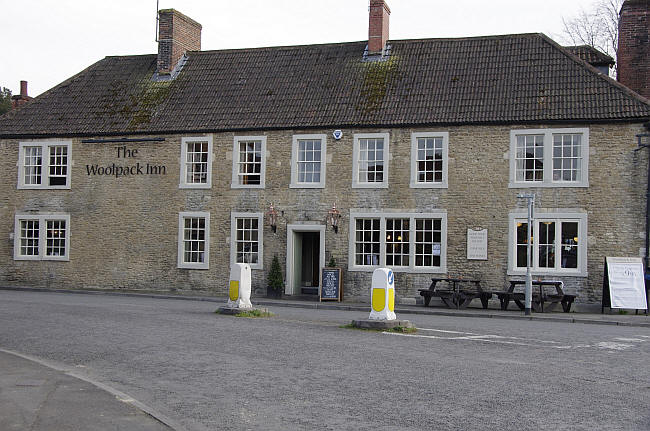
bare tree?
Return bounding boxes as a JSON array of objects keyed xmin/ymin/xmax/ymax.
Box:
[{"xmin": 561, "ymin": 0, "xmax": 622, "ymax": 76}]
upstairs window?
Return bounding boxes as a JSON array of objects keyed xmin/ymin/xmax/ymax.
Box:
[
  {"xmin": 290, "ymin": 134, "xmax": 327, "ymax": 188},
  {"xmin": 18, "ymin": 141, "xmax": 71, "ymax": 189},
  {"xmin": 509, "ymin": 128, "xmax": 589, "ymax": 188},
  {"xmin": 232, "ymin": 136, "xmax": 266, "ymax": 188},
  {"xmin": 352, "ymin": 133, "xmax": 389, "ymax": 188},
  {"xmin": 410, "ymin": 132, "xmax": 449, "ymax": 188},
  {"xmin": 180, "ymin": 136, "xmax": 212, "ymax": 188},
  {"xmin": 14, "ymin": 214, "xmax": 70, "ymax": 261}
]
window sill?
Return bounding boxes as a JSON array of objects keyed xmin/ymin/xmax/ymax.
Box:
[
  {"xmin": 347, "ymin": 266, "xmax": 447, "ymax": 274},
  {"xmin": 179, "ymin": 184, "xmax": 212, "ymax": 189},
  {"xmin": 508, "ymin": 182, "xmax": 589, "ymax": 189},
  {"xmin": 410, "ymin": 182, "xmax": 448, "ymax": 189},
  {"xmin": 507, "ymin": 269, "xmax": 587, "ymax": 277},
  {"xmin": 289, "ymin": 183, "xmax": 325, "ymax": 189},
  {"xmin": 231, "ymin": 184, "xmax": 265, "ymax": 189},
  {"xmin": 351, "ymin": 183, "xmax": 389, "ymax": 189}
]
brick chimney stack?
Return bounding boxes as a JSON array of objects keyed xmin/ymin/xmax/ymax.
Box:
[
  {"xmin": 617, "ymin": 0, "xmax": 649, "ymax": 99},
  {"xmin": 368, "ymin": 0, "xmax": 391, "ymax": 55},
  {"xmin": 11, "ymin": 80, "xmax": 32, "ymax": 110},
  {"xmin": 157, "ymin": 9, "xmax": 202, "ymax": 75}
]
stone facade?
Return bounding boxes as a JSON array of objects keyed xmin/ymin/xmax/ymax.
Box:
[{"xmin": 0, "ymin": 122, "xmax": 647, "ymax": 304}]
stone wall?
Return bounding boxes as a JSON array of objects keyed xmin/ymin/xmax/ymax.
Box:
[{"xmin": 0, "ymin": 122, "xmax": 647, "ymax": 304}]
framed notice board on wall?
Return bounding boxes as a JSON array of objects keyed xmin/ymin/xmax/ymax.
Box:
[{"xmin": 320, "ymin": 268, "xmax": 342, "ymax": 302}]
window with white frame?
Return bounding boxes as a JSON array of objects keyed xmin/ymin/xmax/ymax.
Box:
[
  {"xmin": 18, "ymin": 141, "xmax": 71, "ymax": 189},
  {"xmin": 178, "ymin": 212, "xmax": 210, "ymax": 269},
  {"xmin": 231, "ymin": 212, "xmax": 264, "ymax": 269},
  {"xmin": 410, "ymin": 132, "xmax": 448, "ymax": 188},
  {"xmin": 180, "ymin": 136, "xmax": 212, "ymax": 188},
  {"xmin": 232, "ymin": 136, "xmax": 266, "ymax": 188},
  {"xmin": 349, "ymin": 211, "xmax": 447, "ymax": 272},
  {"xmin": 14, "ymin": 214, "xmax": 70, "ymax": 261},
  {"xmin": 508, "ymin": 211, "xmax": 587, "ymax": 276},
  {"xmin": 290, "ymin": 134, "xmax": 326, "ymax": 188},
  {"xmin": 352, "ymin": 133, "xmax": 389, "ymax": 188},
  {"xmin": 509, "ymin": 128, "xmax": 589, "ymax": 188}
]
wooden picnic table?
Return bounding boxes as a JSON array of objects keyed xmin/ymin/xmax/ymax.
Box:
[
  {"xmin": 419, "ymin": 277, "xmax": 493, "ymax": 309},
  {"xmin": 496, "ymin": 280, "xmax": 576, "ymax": 312}
]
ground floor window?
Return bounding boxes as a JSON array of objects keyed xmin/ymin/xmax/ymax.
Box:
[
  {"xmin": 349, "ymin": 211, "xmax": 447, "ymax": 273},
  {"xmin": 230, "ymin": 212, "xmax": 264, "ymax": 269},
  {"xmin": 14, "ymin": 214, "xmax": 70, "ymax": 261},
  {"xmin": 509, "ymin": 211, "xmax": 587, "ymax": 276},
  {"xmin": 178, "ymin": 212, "xmax": 210, "ymax": 269}
]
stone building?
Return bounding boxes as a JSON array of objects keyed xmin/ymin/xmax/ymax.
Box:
[{"xmin": 1, "ymin": 1, "xmax": 649, "ymax": 305}]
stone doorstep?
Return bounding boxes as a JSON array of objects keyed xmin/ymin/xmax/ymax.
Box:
[
  {"xmin": 216, "ymin": 306, "xmax": 269, "ymax": 315},
  {"xmin": 351, "ymin": 319, "xmax": 415, "ymax": 330}
]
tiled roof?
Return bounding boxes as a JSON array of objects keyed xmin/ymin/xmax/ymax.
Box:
[
  {"xmin": 564, "ymin": 45, "xmax": 615, "ymax": 66},
  {"xmin": 1, "ymin": 33, "xmax": 648, "ymax": 138}
]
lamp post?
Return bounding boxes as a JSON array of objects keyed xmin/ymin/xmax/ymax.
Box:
[{"xmin": 517, "ymin": 193, "xmax": 535, "ymax": 316}]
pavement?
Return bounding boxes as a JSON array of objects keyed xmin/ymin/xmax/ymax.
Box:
[{"xmin": 1, "ymin": 285, "xmax": 648, "ymax": 431}]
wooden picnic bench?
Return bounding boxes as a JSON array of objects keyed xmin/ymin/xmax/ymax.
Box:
[
  {"xmin": 496, "ymin": 280, "xmax": 576, "ymax": 313},
  {"xmin": 419, "ymin": 277, "xmax": 494, "ymax": 309}
]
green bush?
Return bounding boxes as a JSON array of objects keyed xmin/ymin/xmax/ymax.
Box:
[{"xmin": 268, "ymin": 255, "xmax": 284, "ymax": 291}]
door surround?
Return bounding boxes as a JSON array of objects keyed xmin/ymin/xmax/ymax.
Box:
[{"xmin": 286, "ymin": 224, "xmax": 326, "ymax": 295}]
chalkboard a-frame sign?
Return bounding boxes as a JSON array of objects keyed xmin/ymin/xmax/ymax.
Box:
[{"xmin": 320, "ymin": 268, "xmax": 342, "ymax": 302}]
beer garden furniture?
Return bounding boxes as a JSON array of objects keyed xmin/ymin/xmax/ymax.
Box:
[
  {"xmin": 496, "ymin": 280, "xmax": 576, "ymax": 313},
  {"xmin": 418, "ymin": 277, "xmax": 493, "ymax": 310}
]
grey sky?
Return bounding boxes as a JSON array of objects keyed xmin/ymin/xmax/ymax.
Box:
[{"xmin": 2, "ymin": 0, "xmax": 602, "ymax": 97}]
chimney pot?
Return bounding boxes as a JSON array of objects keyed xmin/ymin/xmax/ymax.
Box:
[
  {"xmin": 20, "ymin": 81, "xmax": 28, "ymax": 98},
  {"xmin": 368, "ymin": 0, "xmax": 391, "ymax": 55}
]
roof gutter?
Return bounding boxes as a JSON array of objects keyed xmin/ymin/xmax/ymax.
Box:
[{"xmin": 2, "ymin": 117, "xmax": 650, "ymax": 140}]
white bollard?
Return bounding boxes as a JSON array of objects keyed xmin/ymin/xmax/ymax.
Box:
[
  {"xmin": 369, "ymin": 268, "xmax": 396, "ymax": 321},
  {"xmin": 227, "ymin": 263, "xmax": 252, "ymax": 309}
]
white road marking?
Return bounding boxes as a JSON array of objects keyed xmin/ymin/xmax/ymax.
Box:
[
  {"xmin": 385, "ymin": 327, "xmax": 643, "ymax": 351},
  {"xmin": 596, "ymin": 342, "xmax": 633, "ymax": 351}
]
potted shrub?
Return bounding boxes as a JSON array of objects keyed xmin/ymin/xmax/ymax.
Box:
[{"xmin": 267, "ymin": 255, "xmax": 284, "ymax": 298}]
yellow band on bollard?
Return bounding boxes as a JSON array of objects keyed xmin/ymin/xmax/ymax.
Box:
[
  {"xmin": 229, "ymin": 280, "xmax": 239, "ymax": 301},
  {"xmin": 388, "ymin": 288, "xmax": 395, "ymax": 312},
  {"xmin": 372, "ymin": 288, "xmax": 385, "ymax": 312}
]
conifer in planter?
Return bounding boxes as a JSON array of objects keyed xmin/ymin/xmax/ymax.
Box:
[{"xmin": 267, "ymin": 255, "xmax": 284, "ymax": 298}]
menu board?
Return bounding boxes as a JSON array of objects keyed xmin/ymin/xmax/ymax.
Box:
[
  {"xmin": 320, "ymin": 268, "xmax": 342, "ymax": 301},
  {"xmin": 467, "ymin": 228, "xmax": 488, "ymax": 260},
  {"xmin": 605, "ymin": 257, "xmax": 647, "ymax": 310}
]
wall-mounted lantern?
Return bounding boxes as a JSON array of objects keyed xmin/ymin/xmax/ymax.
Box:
[
  {"xmin": 266, "ymin": 203, "xmax": 279, "ymax": 233},
  {"xmin": 327, "ymin": 203, "xmax": 341, "ymax": 233}
]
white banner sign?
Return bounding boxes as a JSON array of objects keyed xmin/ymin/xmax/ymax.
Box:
[
  {"xmin": 606, "ymin": 257, "xmax": 647, "ymax": 310},
  {"xmin": 467, "ymin": 229, "xmax": 488, "ymax": 260}
]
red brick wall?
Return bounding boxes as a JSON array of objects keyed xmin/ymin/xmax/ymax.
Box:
[
  {"xmin": 618, "ymin": 0, "xmax": 649, "ymax": 99},
  {"xmin": 369, "ymin": 0, "xmax": 390, "ymax": 54},
  {"xmin": 157, "ymin": 9, "xmax": 202, "ymax": 74}
]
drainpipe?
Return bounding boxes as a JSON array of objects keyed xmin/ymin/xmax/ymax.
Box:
[
  {"xmin": 638, "ymin": 132, "xmax": 650, "ymax": 269},
  {"xmin": 637, "ymin": 129, "xmax": 650, "ymax": 314}
]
